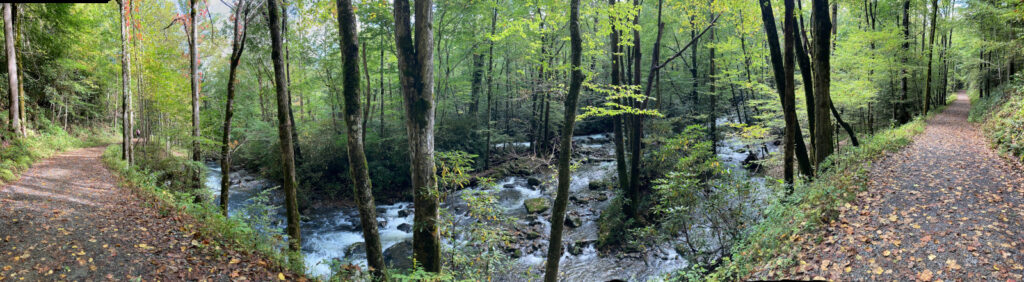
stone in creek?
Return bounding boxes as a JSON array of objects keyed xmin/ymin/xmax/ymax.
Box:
[
  {"xmin": 527, "ymin": 177, "xmax": 542, "ymax": 187},
  {"xmin": 524, "ymin": 198, "xmax": 549, "ymax": 214},
  {"xmin": 397, "ymin": 223, "xmax": 412, "ymax": 233},
  {"xmin": 398, "ymin": 209, "xmax": 412, "ymax": 218},
  {"xmin": 524, "ymin": 230, "xmax": 541, "ymax": 240},
  {"xmin": 503, "ymin": 184, "xmax": 515, "ymax": 189},
  {"xmin": 564, "ymin": 214, "xmax": 582, "ymax": 228},
  {"xmin": 570, "ymin": 195, "xmax": 589, "ymax": 204},
  {"xmin": 384, "ymin": 240, "xmax": 414, "ymax": 270},
  {"xmin": 588, "ymin": 180, "xmax": 609, "ymax": 190},
  {"xmin": 597, "ymin": 193, "xmax": 609, "ymax": 201},
  {"xmin": 345, "ymin": 242, "xmax": 366, "ymax": 257}
]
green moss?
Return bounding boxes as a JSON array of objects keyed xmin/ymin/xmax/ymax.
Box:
[{"xmin": 524, "ymin": 197, "xmax": 548, "ymax": 214}]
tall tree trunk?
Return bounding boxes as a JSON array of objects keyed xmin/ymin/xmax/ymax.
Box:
[
  {"xmin": 923, "ymin": 0, "xmax": 938, "ymax": 113},
  {"xmin": 281, "ymin": 0, "xmax": 303, "ymax": 167},
  {"xmin": 761, "ymin": 0, "xmax": 812, "ymax": 185},
  {"xmin": 220, "ymin": 0, "xmax": 254, "ymax": 217},
  {"xmin": 336, "ymin": 0, "xmax": 386, "ymax": 278},
  {"xmin": 189, "ymin": 0, "xmax": 201, "ymax": 186},
  {"xmin": 543, "ymin": 0, "xmax": 583, "ymax": 279},
  {"xmin": 897, "ymin": 0, "xmax": 911, "ymax": 124},
  {"xmin": 608, "ymin": 0, "xmax": 631, "ymax": 219},
  {"xmin": 392, "ymin": 0, "xmax": 440, "ymax": 272},
  {"xmin": 267, "ymin": 0, "xmax": 302, "ymax": 257},
  {"xmin": 469, "ymin": 52, "xmax": 484, "ymax": 115},
  {"xmin": 793, "ymin": 21, "xmax": 815, "ymax": 160},
  {"xmin": 114, "ymin": 1, "xmax": 128, "ymax": 160},
  {"xmin": 484, "ymin": 8, "xmax": 497, "ymax": 170},
  {"xmin": 812, "ymin": 0, "xmax": 834, "ymax": 166}
]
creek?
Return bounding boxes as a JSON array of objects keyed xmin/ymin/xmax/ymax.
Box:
[{"xmin": 204, "ymin": 123, "xmax": 775, "ymax": 280}]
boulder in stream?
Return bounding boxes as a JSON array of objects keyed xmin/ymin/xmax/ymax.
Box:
[
  {"xmin": 524, "ymin": 198, "xmax": 549, "ymax": 214},
  {"xmin": 384, "ymin": 240, "xmax": 414, "ymax": 270},
  {"xmin": 345, "ymin": 242, "xmax": 366, "ymax": 257},
  {"xmin": 565, "ymin": 214, "xmax": 582, "ymax": 228},
  {"xmin": 397, "ymin": 223, "xmax": 412, "ymax": 233}
]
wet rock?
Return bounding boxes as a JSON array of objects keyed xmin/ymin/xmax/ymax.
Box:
[
  {"xmin": 742, "ymin": 152, "xmax": 762, "ymax": 171},
  {"xmin": 503, "ymin": 184, "xmax": 515, "ymax": 189},
  {"xmin": 384, "ymin": 240, "xmax": 414, "ymax": 270},
  {"xmin": 398, "ymin": 209, "xmax": 412, "ymax": 218},
  {"xmin": 564, "ymin": 214, "xmax": 582, "ymax": 228},
  {"xmin": 567, "ymin": 243, "xmax": 583, "ymax": 256},
  {"xmin": 377, "ymin": 218, "xmax": 388, "ymax": 228},
  {"xmin": 524, "ymin": 230, "xmax": 541, "ymax": 240},
  {"xmin": 570, "ymin": 195, "xmax": 589, "ymax": 204},
  {"xmin": 527, "ymin": 177, "xmax": 542, "ymax": 187},
  {"xmin": 345, "ymin": 242, "xmax": 366, "ymax": 257},
  {"xmin": 524, "ymin": 198, "xmax": 549, "ymax": 214},
  {"xmin": 588, "ymin": 180, "xmax": 609, "ymax": 190},
  {"xmin": 397, "ymin": 223, "xmax": 412, "ymax": 233},
  {"xmin": 597, "ymin": 193, "xmax": 609, "ymax": 201}
]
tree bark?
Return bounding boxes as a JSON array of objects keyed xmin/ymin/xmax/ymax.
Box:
[
  {"xmin": 267, "ymin": 0, "xmax": 302, "ymax": 256},
  {"xmin": 189, "ymin": 0, "xmax": 202, "ymax": 187},
  {"xmin": 392, "ymin": 0, "xmax": 440, "ymax": 272},
  {"xmin": 114, "ymin": 1, "xmax": 129, "ymax": 160},
  {"xmin": 923, "ymin": 0, "xmax": 938, "ymax": 113},
  {"xmin": 220, "ymin": 0, "xmax": 255, "ymax": 217},
  {"xmin": 812, "ymin": 0, "xmax": 834, "ymax": 166},
  {"xmin": 897, "ymin": 0, "xmax": 911, "ymax": 124},
  {"xmin": 543, "ymin": 0, "xmax": 583, "ymax": 279},
  {"xmin": 336, "ymin": 0, "xmax": 386, "ymax": 278}
]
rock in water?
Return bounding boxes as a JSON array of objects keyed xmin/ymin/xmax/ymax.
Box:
[
  {"xmin": 345, "ymin": 242, "xmax": 366, "ymax": 257},
  {"xmin": 524, "ymin": 198, "xmax": 549, "ymax": 214},
  {"xmin": 384, "ymin": 240, "xmax": 414, "ymax": 270},
  {"xmin": 397, "ymin": 223, "xmax": 412, "ymax": 233},
  {"xmin": 565, "ymin": 214, "xmax": 582, "ymax": 228},
  {"xmin": 527, "ymin": 177, "xmax": 541, "ymax": 187}
]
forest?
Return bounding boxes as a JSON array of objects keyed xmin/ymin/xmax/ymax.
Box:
[{"xmin": 0, "ymin": 0, "xmax": 1022, "ymax": 281}]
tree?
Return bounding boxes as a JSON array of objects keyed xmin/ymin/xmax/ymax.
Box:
[
  {"xmin": 336, "ymin": 0, "xmax": 386, "ymax": 279},
  {"xmin": 219, "ymin": 0, "xmax": 260, "ymax": 216},
  {"xmin": 923, "ymin": 0, "xmax": 938, "ymax": 114},
  {"xmin": 812, "ymin": 0, "xmax": 833, "ymax": 166},
  {"xmin": 116, "ymin": 0, "xmax": 133, "ymax": 163},
  {"xmin": 392, "ymin": 0, "xmax": 440, "ymax": 272},
  {"xmin": 543, "ymin": 0, "xmax": 583, "ymax": 279},
  {"xmin": 189, "ymin": 0, "xmax": 202, "ymax": 187},
  {"xmin": 267, "ymin": 0, "xmax": 302, "ymax": 256},
  {"xmin": 4, "ymin": 4, "xmax": 20, "ymax": 137},
  {"xmin": 759, "ymin": 0, "xmax": 813, "ymax": 185}
]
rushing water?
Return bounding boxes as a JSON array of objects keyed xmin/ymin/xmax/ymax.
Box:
[{"xmin": 205, "ymin": 127, "xmax": 775, "ymax": 280}]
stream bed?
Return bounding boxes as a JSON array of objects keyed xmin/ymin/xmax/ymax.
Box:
[{"xmin": 205, "ymin": 127, "xmax": 775, "ymax": 280}]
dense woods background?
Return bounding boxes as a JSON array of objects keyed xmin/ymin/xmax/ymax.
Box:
[{"xmin": 1, "ymin": 0, "xmax": 1022, "ymax": 280}]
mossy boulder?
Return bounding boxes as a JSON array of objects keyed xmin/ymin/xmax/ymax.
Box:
[
  {"xmin": 527, "ymin": 177, "xmax": 542, "ymax": 187},
  {"xmin": 524, "ymin": 197, "xmax": 549, "ymax": 214}
]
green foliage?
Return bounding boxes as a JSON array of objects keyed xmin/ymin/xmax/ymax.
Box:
[
  {"xmin": 698, "ymin": 113, "xmax": 934, "ymax": 281},
  {"xmin": 0, "ymin": 119, "xmax": 109, "ymax": 186},
  {"xmin": 100, "ymin": 145, "xmax": 302, "ymax": 276},
  {"xmin": 971, "ymin": 77, "xmax": 1024, "ymax": 160}
]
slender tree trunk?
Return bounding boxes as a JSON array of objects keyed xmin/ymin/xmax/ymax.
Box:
[
  {"xmin": 897, "ymin": 0, "xmax": 911, "ymax": 123},
  {"xmin": 392, "ymin": 0, "xmax": 440, "ymax": 272},
  {"xmin": 608, "ymin": 0, "xmax": 631, "ymax": 219},
  {"xmin": 923, "ymin": 0, "xmax": 938, "ymax": 113},
  {"xmin": 761, "ymin": 0, "xmax": 812, "ymax": 185},
  {"xmin": 267, "ymin": 0, "xmax": 302, "ymax": 257},
  {"xmin": 336, "ymin": 0, "xmax": 386, "ymax": 278},
  {"xmin": 484, "ymin": 8, "xmax": 497, "ymax": 170},
  {"xmin": 220, "ymin": 0, "xmax": 253, "ymax": 217},
  {"xmin": 189, "ymin": 0, "xmax": 201, "ymax": 186},
  {"xmin": 114, "ymin": 1, "xmax": 128, "ymax": 160},
  {"xmin": 281, "ymin": 1, "xmax": 303, "ymax": 167},
  {"xmin": 793, "ymin": 21, "xmax": 815, "ymax": 160},
  {"xmin": 543, "ymin": 0, "xmax": 583, "ymax": 279},
  {"xmin": 812, "ymin": 0, "xmax": 834, "ymax": 166}
]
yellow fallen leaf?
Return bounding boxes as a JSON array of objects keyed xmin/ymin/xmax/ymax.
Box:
[
  {"xmin": 873, "ymin": 266, "xmax": 884, "ymax": 275},
  {"xmin": 229, "ymin": 258, "xmax": 241, "ymax": 264},
  {"xmin": 278, "ymin": 273, "xmax": 286, "ymax": 280},
  {"xmin": 918, "ymin": 269, "xmax": 933, "ymax": 281},
  {"xmin": 928, "ymin": 254, "xmax": 936, "ymax": 260}
]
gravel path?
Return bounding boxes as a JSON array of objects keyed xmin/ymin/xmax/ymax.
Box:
[
  {"xmin": 767, "ymin": 92, "xmax": 1024, "ymax": 281},
  {"xmin": 0, "ymin": 146, "xmax": 299, "ymax": 281}
]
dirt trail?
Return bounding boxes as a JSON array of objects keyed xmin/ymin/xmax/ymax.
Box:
[
  {"xmin": 0, "ymin": 146, "xmax": 297, "ymax": 281},
  {"xmin": 765, "ymin": 92, "xmax": 1024, "ymax": 280}
]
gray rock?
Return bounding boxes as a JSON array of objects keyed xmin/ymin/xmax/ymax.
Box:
[
  {"xmin": 384, "ymin": 240, "xmax": 414, "ymax": 270},
  {"xmin": 564, "ymin": 214, "xmax": 582, "ymax": 228},
  {"xmin": 398, "ymin": 209, "xmax": 412, "ymax": 218},
  {"xmin": 345, "ymin": 242, "xmax": 366, "ymax": 257},
  {"xmin": 527, "ymin": 177, "xmax": 542, "ymax": 187},
  {"xmin": 397, "ymin": 223, "xmax": 412, "ymax": 233}
]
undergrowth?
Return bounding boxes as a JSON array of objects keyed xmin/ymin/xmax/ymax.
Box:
[
  {"xmin": 694, "ymin": 97, "xmax": 953, "ymax": 281},
  {"xmin": 968, "ymin": 78, "xmax": 1024, "ymax": 161},
  {"xmin": 100, "ymin": 144, "xmax": 306, "ymax": 278}
]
